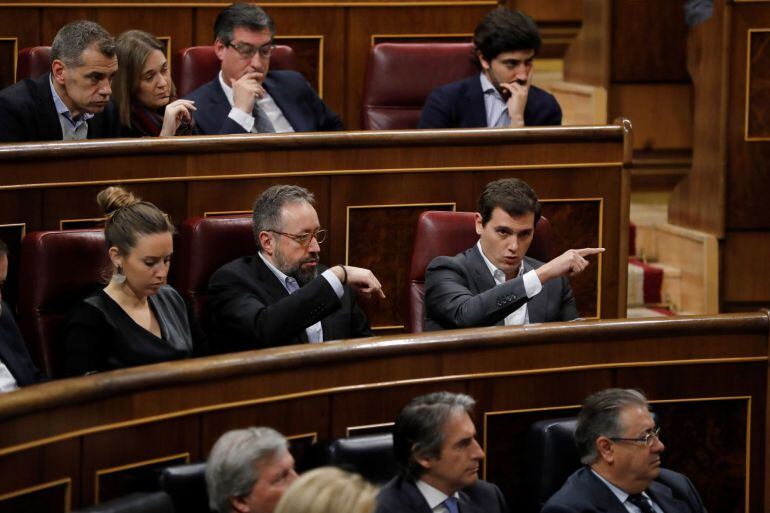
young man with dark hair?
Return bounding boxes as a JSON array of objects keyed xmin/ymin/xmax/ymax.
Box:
[
  {"xmin": 0, "ymin": 20, "xmax": 121, "ymax": 142},
  {"xmin": 376, "ymin": 391, "xmax": 509, "ymax": 513},
  {"xmin": 186, "ymin": 2, "xmax": 343, "ymax": 134},
  {"xmin": 418, "ymin": 8, "xmax": 562, "ymax": 129},
  {"xmin": 423, "ymin": 178, "xmax": 602, "ymax": 331},
  {"xmin": 0, "ymin": 239, "xmax": 46, "ymax": 391}
]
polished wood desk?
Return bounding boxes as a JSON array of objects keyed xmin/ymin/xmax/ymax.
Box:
[
  {"xmin": 0, "ymin": 312, "xmax": 767, "ymax": 512},
  {"xmin": 0, "ymin": 125, "xmax": 631, "ymax": 328}
]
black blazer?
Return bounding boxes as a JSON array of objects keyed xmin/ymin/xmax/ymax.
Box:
[
  {"xmin": 207, "ymin": 255, "xmax": 372, "ymax": 352},
  {"xmin": 376, "ymin": 475, "xmax": 509, "ymax": 513},
  {"xmin": 417, "ymin": 74, "xmax": 561, "ymax": 129},
  {"xmin": 0, "ymin": 73, "xmax": 122, "ymax": 143},
  {"xmin": 542, "ymin": 467, "xmax": 707, "ymax": 513},
  {"xmin": 185, "ymin": 70, "xmax": 344, "ymax": 135},
  {"xmin": 424, "ymin": 246, "xmax": 577, "ymax": 331},
  {"xmin": 0, "ymin": 301, "xmax": 46, "ymax": 387}
]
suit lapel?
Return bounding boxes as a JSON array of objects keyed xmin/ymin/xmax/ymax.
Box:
[
  {"xmin": 522, "ymin": 257, "xmax": 546, "ymax": 323},
  {"xmin": 582, "ymin": 469, "xmax": 632, "ymax": 513},
  {"xmin": 264, "ymin": 75, "xmax": 303, "ymax": 131},
  {"xmin": 467, "ymin": 246, "xmax": 504, "ymax": 326},
  {"xmin": 647, "ymin": 480, "xmax": 690, "ymax": 513},
  {"xmin": 402, "ymin": 480, "xmax": 436, "ymax": 513},
  {"xmin": 461, "ymin": 75, "xmax": 487, "ymax": 127},
  {"xmin": 37, "ymin": 74, "xmax": 64, "ymax": 140},
  {"xmin": 252, "ymin": 256, "xmax": 310, "ymax": 343}
]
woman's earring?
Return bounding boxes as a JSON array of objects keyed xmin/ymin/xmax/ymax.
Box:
[{"xmin": 112, "ymin": 264, "xmax": 126, "ymax": 284}]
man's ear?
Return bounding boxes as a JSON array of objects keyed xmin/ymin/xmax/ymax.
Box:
[
  {"xmin": 51, "ymin": 60, "xmax": 66, "ymax": 85},
  {"xmin": 595, "ymin": 436, "xmax": 614, "ymax": 464},
  {"xmin": 475, "ymin": 212, "xmax": 484, "ymax": 236},
  {"xmin": 414, "ymin": 453, "xmax": 433, "ymax": 472},
  {"xmin": 229, "ymin": 496, "xmax": 250, "ymax": 513},
  {"xmin": 214, "ymin": 39, "xmax": 227, "ymax": 62},
  {"xmin": 258, "ymin": 231, "xmax": 274, "ymax": 256},
  {"xmin": 476, "ymin": 50, "xmax": 490, "ymax": 71}
]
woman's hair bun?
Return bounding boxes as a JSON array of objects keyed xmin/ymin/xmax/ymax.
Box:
[{"xmin": 97, "ymin": 186, "xmax": 141, "ymax": 216}]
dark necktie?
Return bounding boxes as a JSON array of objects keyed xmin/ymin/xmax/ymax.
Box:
[
  {"xmin": 627, "ymin": 493, "xmax": 656, "ymax": 513},
  {"xmin": 253, "ymin": 103, "xmax": 276, "ymax": 133},
  {"xmin": 442, "ymin": 497, "xmax": 459, "ymax": 513}
]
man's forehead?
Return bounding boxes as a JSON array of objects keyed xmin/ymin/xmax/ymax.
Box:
[
  {"xmin": 618, "ymin": 404, "xmax": 654, "ymax": 433},
  {"xmin": 232, "ymin": 26, "xmax": 272, "ymax": 44},
  {"xmin": 76, "ymin": 47, "xmax": 118, "ymax": 72},
  {"xmin": 279, "ymin": 201, "xmax": 319, "ymax": 226},
  {"xmin": 488, "ymin": 207, "xmax": 534, "ymax": 229},
  {"xmin": 254, "ymin": 449, "xmax": 293, "ymax": 476},
  {"xmin": 497, "ymin": 49, "xmax": 536, "ymax": 61}
]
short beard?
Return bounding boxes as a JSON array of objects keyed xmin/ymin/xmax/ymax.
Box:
[{"xmin": 273, "ymin": 248, "xmax": 319, "ymax": 285}]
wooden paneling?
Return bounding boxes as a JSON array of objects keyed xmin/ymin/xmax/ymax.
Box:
[
  {"xmin": 0, "ymin": 312, "xmax": 767, "ymax": 512},
  {"xmin": 724, "ymin": 231, "xmax": 770, "ymax": 304},
  {"xmin": 0, "ymin": 37, "xmax": 17, "ymax": 89},
  {"xmin": 746, "ymin": 30, "xmax": 770, "ymax": 139}
]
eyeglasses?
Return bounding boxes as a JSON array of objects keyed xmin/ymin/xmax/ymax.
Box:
[
  {"xmin": 226, "ymin": 41, "xmax": 274, "ymax": 60},
  {"xmin": 268, "ymin": 228, "xmax": 327, "ymax": 247},
  {"xmin": 609, "ymin": 427, "xmax": 661, "ymax": 447}
]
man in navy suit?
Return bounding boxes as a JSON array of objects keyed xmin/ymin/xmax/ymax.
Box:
[
  {"xmin": 0, "ymin": 20, "xmax": 121, "ymax": 143},
  {"xmin": 187, "ymin": 2, "xmax": 343, "ymax": 135},
  {"xmin": 0, "ymin": 239, "xmax": 46, "ymax": 391},
  {"xmin": 543, "ymin": 388, "xmax": 707, "ymax": 513},
  {"xmin": 418, "ymin": 8, "xmax": 561, "ymax": 129},
  {"xmin": 376, "ymin": 392, "xmax": 509, "ymax": 513}
]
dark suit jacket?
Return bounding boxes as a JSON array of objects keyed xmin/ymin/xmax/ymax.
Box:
[
  {"xmin": 0, "ymin": 73, "xmax": 122, "ymax": 143},
  {"xmin": 207, "ymin": 255, "xmax": 372, "ymax": 352},
  {"xmin": 185, "ymin": 70, "xmax": 344, "ymax": 135},
  {"xmin": 376, "ymin": 475, "xmax": 509, "ymax": 513},
  {"xmin": 424, "ymin": 246, "xmax": 577, "ymax": 331},
  {"xmin": 417, "ymin": 74, "xmax": 561, "ymax": 129},
  {"xmin": 542, "ymin": 467, "xmax": 707, "ymax": 513},
  {"xmin": 0, "ymin": 301, "xmax": 46, "ymax": 387}
]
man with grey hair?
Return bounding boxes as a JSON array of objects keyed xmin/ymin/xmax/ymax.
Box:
[
  {"xmin": 208, "ymin": 184, "xmax": 383, "ymax": 352},
  {"xmin": 0, "ymin": 20, "xmax": 121, "ymax": 142},
  {"xmin": 206, "ymin": 427, "xmax": 298, "ymax": 513},
  {"xmin": 376, "ymin": 391, "xmax": 509, "ymax": 513},
  {"xmin": 186, "ymin": 2, "xmax": 343, "ymax": 134},
  {"xmin": 542, "ymin": 388, "xmax": 706, "ymax": 513}
]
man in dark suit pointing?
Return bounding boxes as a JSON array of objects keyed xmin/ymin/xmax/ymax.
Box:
[
  {"xmin": 424, "ymin": 178, "xmax": 602, "ymax": 331},
  {"xmin": 186, "ymin": 2, "xmax": 343, "ymax": 135},
  {"xmin": 376, "ymin": 391, "xmax": 509, "ymax": 513},
  {"xmin": 543, "ymin": 388, "xmax": 707, "ymax": 513}
]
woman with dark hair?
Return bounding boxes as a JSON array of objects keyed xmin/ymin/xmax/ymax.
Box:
[
  {"xmin": 63, "ymin": 187, "xmax": 205, "ymax": 376},
  {"xmin": 113, "ymin": 30, "xmax": 196, "ymax": 136}
]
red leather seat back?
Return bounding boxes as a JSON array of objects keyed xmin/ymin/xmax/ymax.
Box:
[
  {"xmin": 176, "ymin": 216, "xmax": 256, "ymax": 326},
  {"xmin": 17, "ymin": 46, "xmax": 52, "ymax": 81},
  {"xmin": 361, "ymin": 42, "xmax": 478, "ymax": 130},
  {"xmin": 406, "ymin": 211, "xmax": 552, "ymax": 333},
  {"xmin": 17, "ymin": 230, "xmax": 108, "ymax": 377},
  {"xmin": 173, "ymin": 45, "xmax": 298, "ymax": 98}
]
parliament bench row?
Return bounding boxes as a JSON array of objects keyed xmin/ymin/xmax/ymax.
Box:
[
  {"xmin": 17, "ymin": 211, "xmax": 552, "ymax": 379},
  {"xmin": 15, "ymin": 42, "xmax": 487, "ymax": 130}
]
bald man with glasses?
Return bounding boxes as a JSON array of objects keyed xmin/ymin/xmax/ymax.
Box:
[
  {"xmin": 542, "ymin": 389, "xmax": 706, "ymax": 513},
  {"xmin": 208, "ymin": 185, "xmax": 383, "ymax": 352},
  {"xmin": 186, "ymin": 2, "xmax": 343, "ymax": 135}
]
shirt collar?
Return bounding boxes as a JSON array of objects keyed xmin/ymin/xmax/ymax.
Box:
[
  {"xmin": 48, "ymin": 74, "xmax": 94, "ymax": 126},
  {"xmin": 257, "ymin": 251, "xmax": 296, "ymax": 291},
  {"xmin": 479, "ymin": 72, "xmax": 507, "ymax": 103},
  {"xmin": 415, "ymin": 480, "xmax": 459, "ymax": 509},
  {"xmin": 476, "ymin": 240, "xmax": 523, "ymax": 281},
  {"xmin": 591, "ymin": 469, "xmax": 654, "ymax": 506}
]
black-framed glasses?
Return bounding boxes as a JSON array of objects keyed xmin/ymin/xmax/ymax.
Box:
[
  {"xmin": 226, "ymin": 41, "xmax": 274, "ymax": 60},
  {"xmin": 609, "ymin": 427, "xmax": 661, "ymax": 447},
  {"xmin": 268, "ymin": 228, "xmax": 327, "ymax": 247}
]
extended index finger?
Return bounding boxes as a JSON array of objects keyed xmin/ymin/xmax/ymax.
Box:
[{"xmin": 576, "ymin": 248, "xmax": 605, "ymax": 257}]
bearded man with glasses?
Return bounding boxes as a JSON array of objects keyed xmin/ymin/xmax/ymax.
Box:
[
  {"xmin": 186, "ymin": 2, "xmax": 343, "ymax": 135},
  {"xmin": 542, "ymin": 388, "xmax": 707, "ymax": 513},
  {"xmin": 208, "ymin": 185, "xmax": 383, "ymax": 352}
]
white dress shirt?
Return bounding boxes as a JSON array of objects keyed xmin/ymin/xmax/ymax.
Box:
[
  {"xmin": 416, "ymin": 480, "xmax": 460, "ymax": 513},
  {"xmin": 480, "ymin": 72, "xmax": 511, "ymax": 128},
  {"xmin": 257, "ymin": 252, "xmax": 343, "ymax": 342},
  {"xmin": 476, "ymin": 241, "xmax": 542, "ymax": 325},
  {"xmin": 591, "ymin": 469, "xmax": 665, "ymax": 513},
  {"xmin": 49, "ymin": 75, "xmax": 93, "ymax": 140},
  {"xmin": 218, "ymin": 72, "xmax": 295, "ymax": 133}
]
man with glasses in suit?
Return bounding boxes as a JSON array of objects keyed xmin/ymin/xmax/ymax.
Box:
[
  {"xmin": 208, "ymin": 185, "xmax": 383, "ymax": 352},
  {"xmin": 186, "ymin": 2, "xmax": 343, "ymax": 134},
  {"xmin": 542, "ymin": 388, "xmax": 707, "ymax": 513}
]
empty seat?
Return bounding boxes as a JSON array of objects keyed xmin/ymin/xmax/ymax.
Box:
[
  {"xmin": 17, "ymin": 229, "xmax": 108, "ymax": 378},
  {"xmin": 406, "ymin": 211, "xmax": 552, "ymax": 333},
  {"xmin": 159, "ymin": 463, "xmax": 211, "ymax": 513},
  {"xmin": 72, "ymin": 492, "xmax": 174, "ymax": 513},
  {"xmin": 173, "ymin": 45, "xmax": 298, "ymax": 98},
  {"xmin": 17, "ymin": 46, "xmax": 52, "ymax": 81},
  {"xmin": 176, "ymin": 216, "xmax": 256, "ymax": 328},
  {"xmin": 327, "ymin": 433, "xmax": 398, "ymax": 484},
  {"xmin": 361, "ymin": 42, "xmax": 478, "ymax": 130}
]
